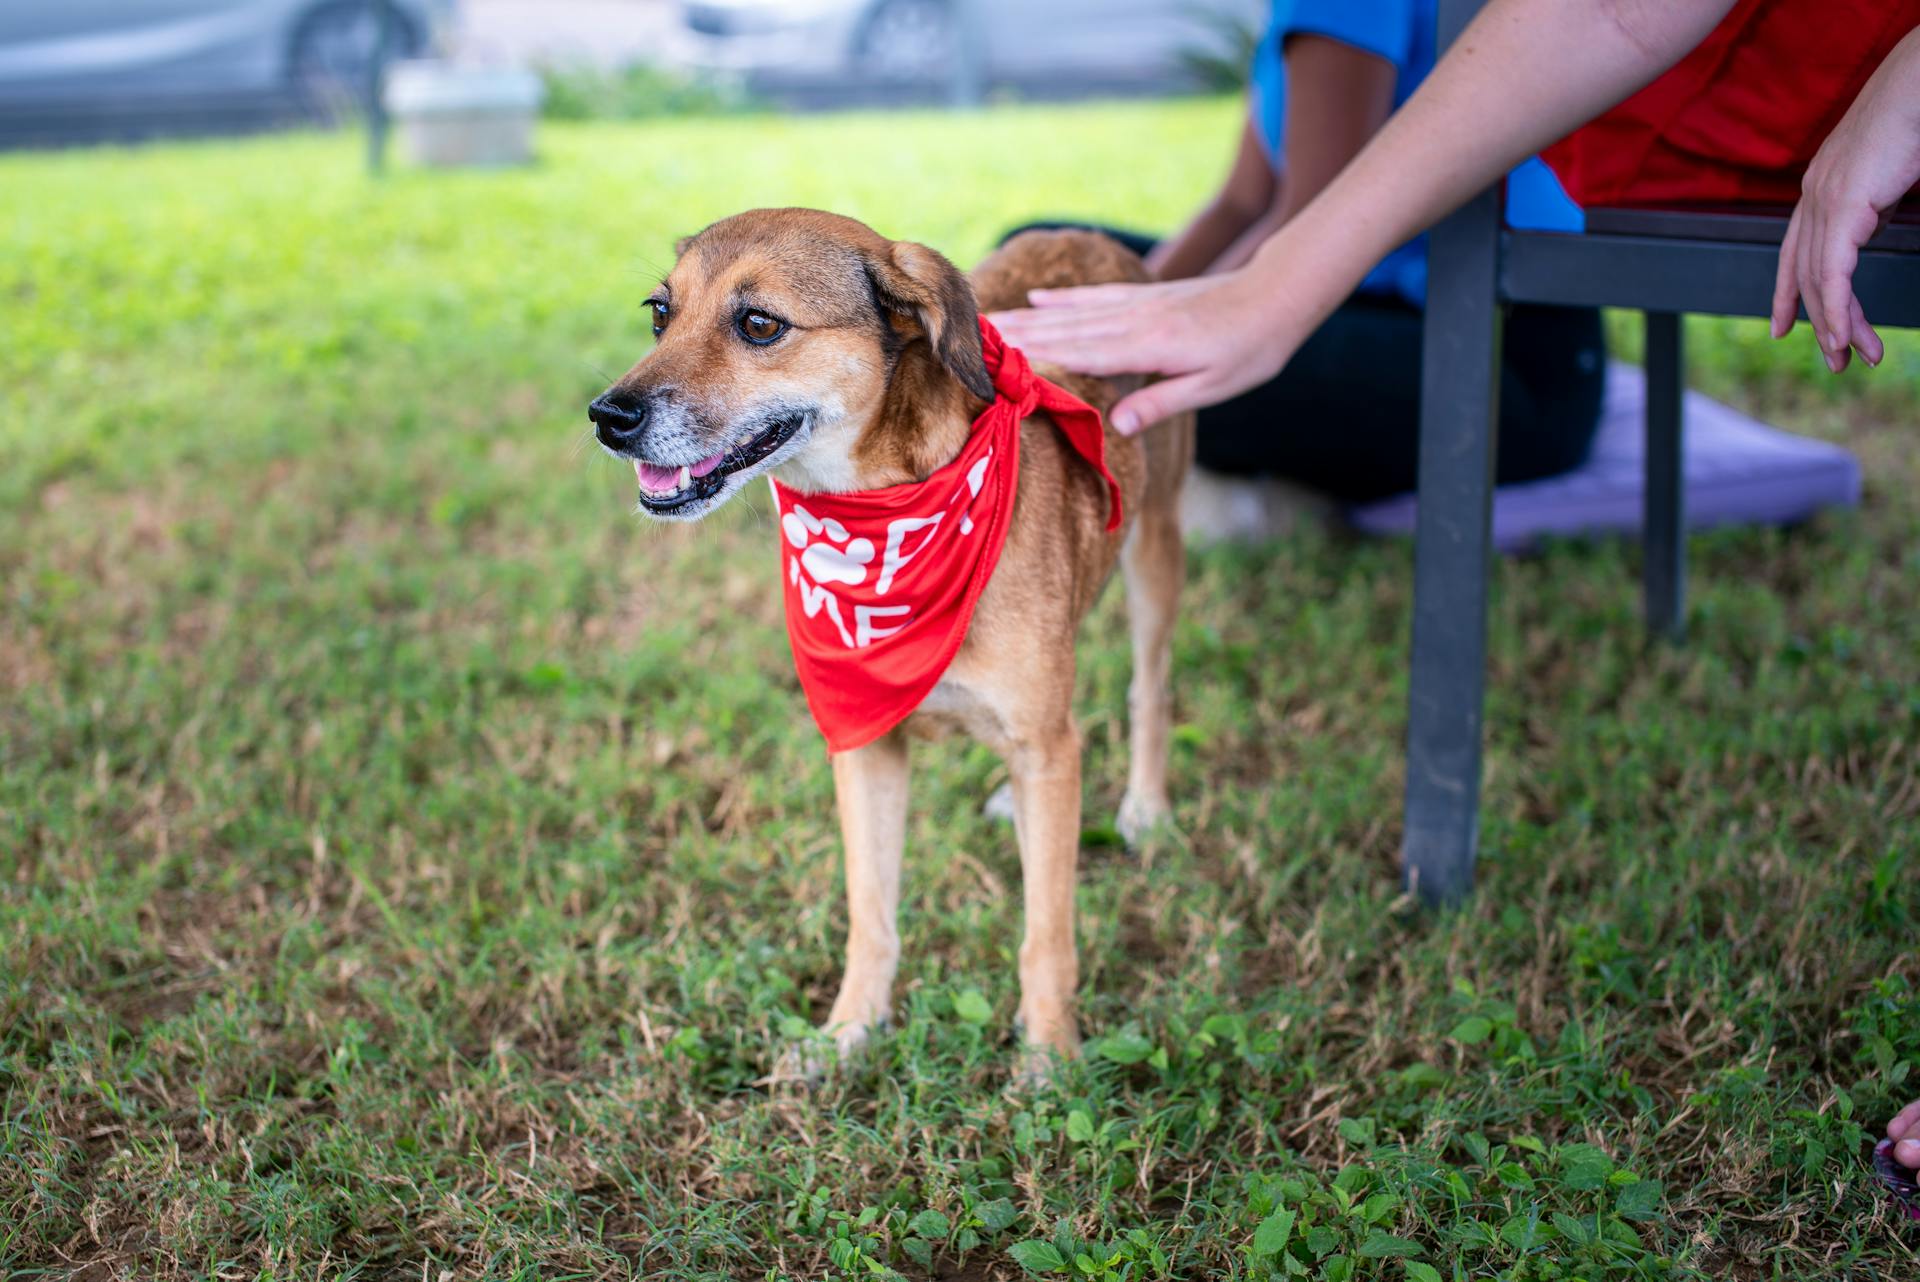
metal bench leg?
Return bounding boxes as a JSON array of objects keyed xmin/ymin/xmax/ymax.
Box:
[
  {"xmin": 1643, "ymin": 311, "xmax": 1686, "ymax": 642},
  {"xmin": 1402, "ymin": 186, "xmax": 1504, "ymax": 906}
]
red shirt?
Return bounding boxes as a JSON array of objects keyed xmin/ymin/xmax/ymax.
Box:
[{"xmin": 1544, "ymin": 1, "xmax": 1920, "ymax": 209}]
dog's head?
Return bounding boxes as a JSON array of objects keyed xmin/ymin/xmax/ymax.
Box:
[{"xmin": 590, "ymin": 208, "xmax": 993, "ymax": 521}]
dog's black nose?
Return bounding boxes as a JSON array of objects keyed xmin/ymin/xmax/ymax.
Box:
[{"xmin": 589, "ymin": 391, "xmax": 648, "ymax": 451}]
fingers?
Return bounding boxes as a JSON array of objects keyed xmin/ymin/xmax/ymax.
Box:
[
  {"xmin": 1775, "ymin": 203, "xmax": 1884, "ymax": 371},
  {"xmin": 1026, "ymin": 277, "xmax": 1214, "ymax": 308},
  {"xmin": 998, "ymin": 269, "xmax": 1285, "ymax": 422},
  {"xmin": 1770, "ymin": 207, "xmax": 1802, "ymax": 339},
  {"xmin": 1797, "ymin": 209, "xmax": 1834, "ymax": 369},
  {"xmin": 1898, "ymin": 1137, "xmax": 1920, "ymax": 1172},
  {"xmin": 1110, "ymin": 372, "xmax": 1211, "ymax": 435},
  {"xmin": 1848, "ymin": 295, "xmax": 1884, "ymax": 367},
  {"xmin": 1024, "ymin": 282, "xmax": 1147, "ymax": 308},
  {"xmin": 988, "ymin": 304, "xmax": 1136, "ymax": 345},
  {"xmin": 988, "ymin": 304, "xmax": 1181, "ymax": 378},
  {"xmin": 1815, "ymin": 230, "xmax": 1863, "ymax": 372},
  {"xmin": 994, "ymin": 329, "xmax": 1162, "ymax": 377},
  {"xmin": 1889, "ymin": 1098, "xmax": 1920, "ymax": 1141}
]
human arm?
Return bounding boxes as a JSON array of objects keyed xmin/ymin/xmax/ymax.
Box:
[
  {"xmin": 989, "ymin": 0, "xmax": 1741, "ymax": 433},
  {"xmin": 1146, "ymin": 115, "xmax": 1280, "ymax": 280},
  {"xmin": 1770, "ymin": 24, "xmax": 1920, "ymax": 373},
  {"xmin": 1161, "ymin": 33, "xmax": 1399, "ymax": 279},
  {"xmin": 1206, "ymin": 33, "xmax": 1399, "ymax": 274}
]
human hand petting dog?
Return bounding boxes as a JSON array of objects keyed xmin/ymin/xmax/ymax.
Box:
[
  {"xmin": 1770, "ymin": 27, "xmax": 1920, "ymax": 374},
  {"xmin": 995, "ymin": 4, "xmax": 1919, "ymax": 428},
  {"xmin": 989, "ymin": 0, "xmax": 1743, "ymax": 432},
  {"xmin": 987, "ymin": 266, "xmax": 1298, "ymax": 435}
]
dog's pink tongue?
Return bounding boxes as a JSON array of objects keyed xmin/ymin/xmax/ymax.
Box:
[
  {"xmin": 635, "ymin": 460, "xmax": 679, "ymax": 493},
  {"xmin": 635, "ymin": 452, "xmax": 727, "ymax": 494}
]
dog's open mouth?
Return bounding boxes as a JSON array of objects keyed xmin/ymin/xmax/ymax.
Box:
[{"xmin": 633, "ymin": 413, "xmax": 805, "ymax": 512}]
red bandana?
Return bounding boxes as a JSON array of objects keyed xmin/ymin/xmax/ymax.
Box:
[{"xmin": 770, "ymin": 316, "xmax": 1122, "ymax": 753}]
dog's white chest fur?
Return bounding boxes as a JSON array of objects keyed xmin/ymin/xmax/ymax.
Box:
[{"xmin": 905, "ymin": 669, "xmax": 1010, "ymax": 746}]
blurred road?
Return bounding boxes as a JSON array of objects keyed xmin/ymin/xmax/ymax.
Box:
[
  {"xmin": 456, "ymin": 0, "xmax": 1244, "ymax": 109},
  {"xmin": 452, "ymin": 0, "xmax": 1208, "ymax": 107},
  {"xmin": 0, "ymin": 0, "xmax": 1243, "ymax": 147},
  {"xmin": 451, "ymin": 0, "xmax": 679, "ymax": 69},
  {"xmin": 0, "ymin": 0, "xmax": 683, "ymax": 148}
]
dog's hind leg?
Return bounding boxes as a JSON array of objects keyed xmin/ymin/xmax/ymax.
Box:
[
  {"xmin": 779, "ymin": 728, "xmax": 910, "ymax": 1081},
  {"xmin": 1006, "ymin": 716, "xmax": 1084, "ymax": 1077},
  {"xmin": 1116, "ymin": 410, "xmax": 1192, "ymax": 850}
]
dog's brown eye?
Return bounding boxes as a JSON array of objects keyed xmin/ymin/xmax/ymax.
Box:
[
  {"xmin": 737, "ymin": 311, "xmax": 785, "ymax": 345},
  {"xmin": 648, "ymin": 300, "xmax": 668, "ymax": 336}
]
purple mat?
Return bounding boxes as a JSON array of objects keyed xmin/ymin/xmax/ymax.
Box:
[{"xmin": 1346, "ymin": 364, "xmax": 1861, "ymax": 553}]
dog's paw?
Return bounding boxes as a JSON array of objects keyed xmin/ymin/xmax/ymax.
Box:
[
  {"xmin": 769, "ymin": 1038, "xmax": 837, "ymax": 1088},
  {"xmin": 767, "ymin": 1022, "xmax": 874, "ymax": 1088},
  {"xmin": 1116, "ymin": 790, "xmax": 1175, "ymax": 852},
  {"xmin": 1009, "ymin": 1032, "xmax": 1079, "ymax": 1093}
]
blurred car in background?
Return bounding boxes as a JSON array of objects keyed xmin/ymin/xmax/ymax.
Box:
[
  {"xmin": 0, "ymin": 0, "xmax": 451, "ymax": 143},
  {"xmin": 674, "ymin": 0, "xmax": 1260, "ymax": 93}
]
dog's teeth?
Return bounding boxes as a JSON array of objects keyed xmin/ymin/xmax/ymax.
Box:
[{"xmin": 678, "ymin": 465, "xmax": 690, "ymax": 489}]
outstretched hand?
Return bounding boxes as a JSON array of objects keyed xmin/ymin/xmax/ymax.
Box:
[
  {"xmin": 1771, "ymin": 28, "xmax": 1920, "ymax": 372},
  {"xmin": 986, "ymin": 268, "xmax": 1296, "ymax": 435}
]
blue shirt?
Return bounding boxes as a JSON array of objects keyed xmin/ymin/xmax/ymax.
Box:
[{"xmin": 1248, "ymin": 0, "xmax": 1583, "ymax": 305}]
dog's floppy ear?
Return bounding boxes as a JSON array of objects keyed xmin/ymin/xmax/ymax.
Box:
[{"xmin": 866, "ymin": 240, "xmax": 994, "ymax": 402}]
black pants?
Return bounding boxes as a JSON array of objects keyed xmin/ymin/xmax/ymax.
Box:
[{"xmin": 1002, "ymin": 222, "xmax": 1606, "ymax": 503}]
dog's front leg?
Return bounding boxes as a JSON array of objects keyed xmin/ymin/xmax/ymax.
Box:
[
  {"xmin": 1007, "ymin": 720, "xmax": 1083, "ymax": 1074},
  {"xmin": 818, "ymin": 728, "xmax": 911, "ymax": 1062}
]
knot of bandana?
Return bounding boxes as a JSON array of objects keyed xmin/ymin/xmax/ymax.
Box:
[{"xmin": 770, "ymin": 315, "xmax": 1122, "ymax": 753}]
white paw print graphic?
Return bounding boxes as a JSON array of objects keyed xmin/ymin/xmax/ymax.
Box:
[{"xmin": 783, "ymin": 504, "xmax": 875, "ymax": 586}]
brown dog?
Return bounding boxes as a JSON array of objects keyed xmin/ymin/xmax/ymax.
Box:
[{"xmin": 589, "ymin": 209, "xmax": 1193, "ymax": 1073}]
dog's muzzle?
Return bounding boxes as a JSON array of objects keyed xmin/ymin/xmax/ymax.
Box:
[
  {"xmin": 589, "ymin": 386, "xmax": 810, "ymax": 514},
  {"xmin": 588, "ymin": 391, "xmax": 648, "ymax": 453}
]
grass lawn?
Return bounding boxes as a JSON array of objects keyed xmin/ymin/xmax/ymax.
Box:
[{"xmin": 3, "ymin": 100, "xmax": 1918, "ymax": 1281}]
